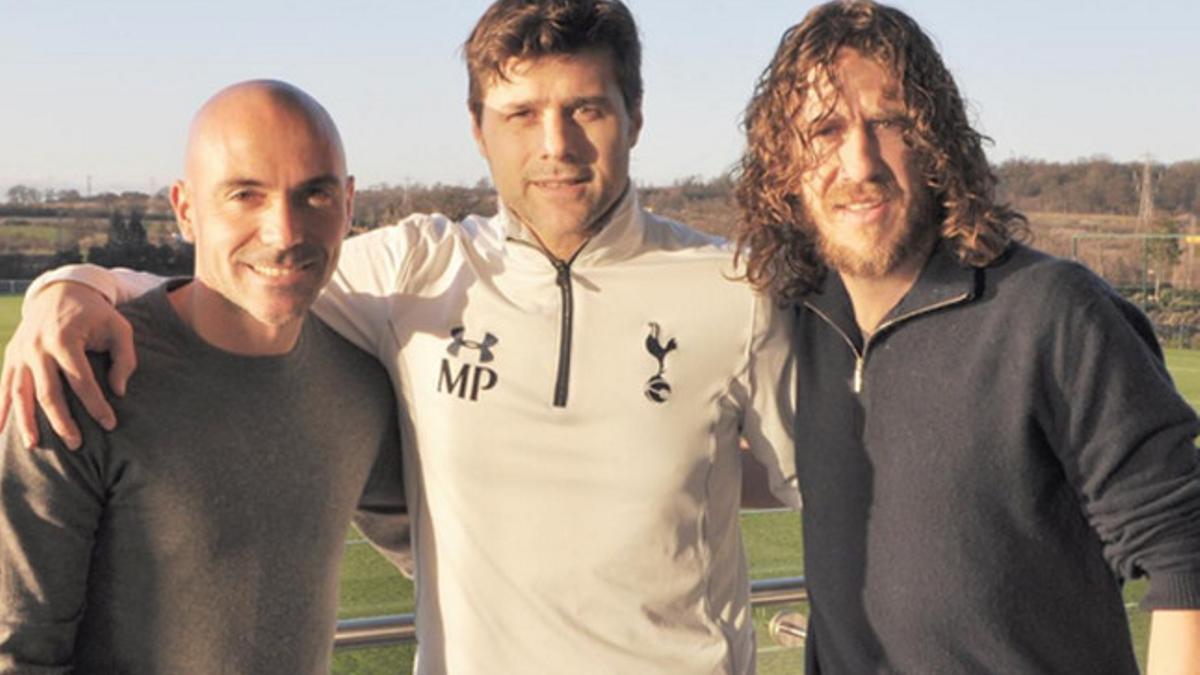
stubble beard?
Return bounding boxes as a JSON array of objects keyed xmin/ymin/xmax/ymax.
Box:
[
  {"xmin": 228, "ymin": 244, "xmax": 329, "ymax": 326},
  {"xmin": 815, "ymin": 219, "xmax": 932, "ymax": 278},
  {"xmin": 509, "ymin": 177, "xmax": 629, "ymax": 253},
  {"xmin": 810, "ymin": 185, "xmax": 936, "ymax": 279}
]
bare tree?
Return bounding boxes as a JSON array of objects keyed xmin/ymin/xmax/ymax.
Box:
[{"xmin": 6, "ymin": 185, "xmax": 42, "ymax": 205}]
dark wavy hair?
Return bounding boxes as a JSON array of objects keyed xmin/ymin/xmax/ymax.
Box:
[
  {"xmin": 734, "ymin": 0, "xmax": 1026, "ymax": 301},
  {"xmin": 464, "ymin": 0, "xmax": 642, "ymax": 123}
]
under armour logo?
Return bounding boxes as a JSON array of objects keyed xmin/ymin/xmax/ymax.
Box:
[
  {"xmin": 644, "ymin": 322, "xmax": 677, "ymax": 403},
  {"xmin": 447, "ymin": 326, "xmax": 498, "ymax": 363},
  {"xmin": 440, "ymin": 326, "xmax": 500, "ymax": 402}
]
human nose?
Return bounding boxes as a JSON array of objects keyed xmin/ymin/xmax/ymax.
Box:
[
  {"xmin": 259, "ymin": 197, "xmax": 303, "ymax": 248},
  {"xmin": 837, "ymin": 123, "xmax": 885, "ymax": 183},
  {"xmin": 540, "ymin": 110, "xmax": 575, "ymax": 160}
]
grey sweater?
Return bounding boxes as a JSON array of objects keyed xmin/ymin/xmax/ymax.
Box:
[
  {"xmin": 0, "ymin": 284, "xmax": 407, "ymax": 674},
  {"xmin": 794, "ymin": 243, "xmax": 1200, "ymax": 673}
]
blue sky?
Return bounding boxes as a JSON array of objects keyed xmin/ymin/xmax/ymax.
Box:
[{"xmin": 1, "ymin": 0, "xmax": 1197, "ymax": 195}]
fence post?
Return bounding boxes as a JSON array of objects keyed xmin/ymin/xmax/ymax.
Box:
[{"xmin": 1142, "ymin": 238, "xmax": 1150, "ymax": 311}]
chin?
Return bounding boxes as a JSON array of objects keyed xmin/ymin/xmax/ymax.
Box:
[
  {"xmin": 817, "ymin": 237, "xmax": 899, "ymax": 278},
  {"xmin": 252, "ymin": 310, "xmax": 308, "ymax": 330},
  {"xmin": 245, "ymin": 295, "xmax": 314, "ymax": 327}
]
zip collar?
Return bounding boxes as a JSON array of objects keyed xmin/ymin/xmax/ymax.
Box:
[
  {"xmin": 492, "ymin": 187, "xmax": 648, "ymax": 409},
  {"xmin": 494, "ymin": 184, "xmax": 646, "ymax": 268},
  {"xmin": 803, "ymin": 241, "xmax": 981, "ymax": 351}
]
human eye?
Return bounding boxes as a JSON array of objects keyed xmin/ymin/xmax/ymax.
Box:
[
  {"xmin": 227, "ymin": 187, "xmax": 263, "ymax": 205},
  {"xmin": 811, "ymin": 123, "xmax": 836, "ymax": 138},
  {"xmin": 505, "ymin": 108, "xmax": 535, "ymax": 123},
  {"xmin": 872, "ymin": 115, "xmax": 911, "ymax": 134},
  {"xmin": 572, "ymin": 104, "xmax": 606, "ymax": 122},
  {"xmin": 305, "ymin": 186, "xmax": 337, "ymax": 207},
  {"xmin": 808, "ymin": 119, "xmax": 844, "ymax": 147}
]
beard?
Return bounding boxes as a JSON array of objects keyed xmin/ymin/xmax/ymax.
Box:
[
  {"xmin": 808, "ymin": 180, "xmax": 936, "ymax": 278},
  {"xmin": 814, "ymin": 218, "xmax": 933, "ymax": 278}
]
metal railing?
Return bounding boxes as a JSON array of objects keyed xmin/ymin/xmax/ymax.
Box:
[
  {"xmin": 334, "ymin": 575, "xmax": 807, "ymax": 650},
  {"xmin": 0, "ymin": 279, "xmax": 32, "ymax": 295}
]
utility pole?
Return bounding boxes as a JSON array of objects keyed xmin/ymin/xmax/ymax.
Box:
[{"xmin": 1136, "ymin": 158, "xmax": 1155, "ymax": 233}]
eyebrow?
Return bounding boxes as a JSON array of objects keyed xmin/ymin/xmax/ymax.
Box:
[
  {"xmin": 216, "ymin": 178, "xmax": 267, "ymax": 192},
  {"xmin": 496, "ymin": 95, "xmax": 615, "ymax": 112},
  {"xmin": 298, "ymin": 174, "xmax": 343, "ymax": 189},
  {"xmin": 565, "ymin": 96, "xmax": 614, "ymax": 108},
  {"xmin": 214, "ymin": 175, "xmax": 343, "ymax": 192}
]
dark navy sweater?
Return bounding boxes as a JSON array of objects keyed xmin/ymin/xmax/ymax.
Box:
[{"xmin": 794, "ymin": 243, "xmax": 1200, "ymax": 673}]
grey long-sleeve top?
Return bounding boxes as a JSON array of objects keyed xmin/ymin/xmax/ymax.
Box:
[{"xmin": 0, "ymin": 285, "xmax": 407, "ymax": 674}]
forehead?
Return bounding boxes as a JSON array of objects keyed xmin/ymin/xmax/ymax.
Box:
[
  {"xmin": 190, "ymin": 104, "xmax": 344, "ymax": 184},
  {"xmin": 800, "ymin": 49, "xmax": 904, "ymax": 121},
  {"xmin": 480, "ymin": 48, "xmax": 623, "ymax": 106}
]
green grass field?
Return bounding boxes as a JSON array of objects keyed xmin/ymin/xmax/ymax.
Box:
[
  {"xmin": 0, "ymin": 293, "xmax": 1189, "ymax": 673},
  {"xmin": 0, "ymin": 297, "xmax": 21, "ymax": 348}
]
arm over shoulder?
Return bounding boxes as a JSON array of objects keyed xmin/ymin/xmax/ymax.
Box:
[
  {"xmin": 23, "ymin": 264, "xmax": 166, "ymax": 312},
  {"xmin": 315, "ymin": 214, "xmax": 453, "ymax": 356}
]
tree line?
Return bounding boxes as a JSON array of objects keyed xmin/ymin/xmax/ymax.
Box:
[
  {"xmin": 0, "ymin": 206, "xmax": 191, "ymax": 278},
  {"xmin": 345, "ymin": 159, "xmax": 1200, "ymax": 229},
  {"xmin": 1, "ymin": 187, "xmax": 174, "ymax": 221},
  {"xmin": 995, "ymin": 159, "xmax": 1200, "ymax": 216},
  {"xmin": 4, "ymin": 158, "xmax": 1198, "ymax": 257}
]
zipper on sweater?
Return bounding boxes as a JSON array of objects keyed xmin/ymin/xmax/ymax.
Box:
[
  {"xmin": 806, "ymin": 303, "xmax": 867, "ymax": 393},
  {"xmin": 507, "ymin": 237, "xmax": 586, "ymax": 408},
  {"xmin": 551, "ymin": 259, "xmax": 574, "ymax": 407},
  {"xmin": 806, "ymin": 291, "xmax": 970, "ymax": 395}
]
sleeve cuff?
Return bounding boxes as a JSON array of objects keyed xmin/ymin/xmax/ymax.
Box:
[
  {"xmin": 23, "ymin": 264, "xmax": 121, "ymax": 314},
  {"xmin": 1140, "ymin": 570, "xmax": 1200, "ymax": 611}
]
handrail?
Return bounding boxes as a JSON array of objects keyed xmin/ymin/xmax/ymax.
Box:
[
  {"xmin": 334, "ymin": 575, "xmax": 807, "ymax": 650},
  {"xmin": 334, "ymin": 613, "xmax": 418, "ymax": 649}
]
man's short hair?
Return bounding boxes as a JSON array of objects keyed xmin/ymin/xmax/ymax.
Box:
[
  {"xmin": 735, "ymin": 0, "xmax": 1026, "ymax": 301},
  {"xmin": 464, "ymin": 0, "xmax": 643, "ymax": 122}
]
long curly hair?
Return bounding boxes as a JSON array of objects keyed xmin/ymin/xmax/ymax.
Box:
[{"xmin": 734, "ymin": 0, "xmax": 1026, "ymax": 301}]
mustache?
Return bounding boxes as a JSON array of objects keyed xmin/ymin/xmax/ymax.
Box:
[
  {"xmin": 237, "ymin": 244, "xmax": 325, "ymax": 268},
  {"xmin": 827, "ymin": 181, "xmax": 900, "ymax": 206},
  {"xmin": 525, "ymin": 166, "xmax": 592, "ymax": 182}
]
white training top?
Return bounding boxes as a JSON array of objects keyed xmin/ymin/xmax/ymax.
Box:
[{"xmin": 34, "ymin": 189, "xmax": 800, "ymax": 675}]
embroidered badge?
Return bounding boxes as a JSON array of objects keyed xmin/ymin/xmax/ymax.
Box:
[{"xmin": 644, "ymin": 322, "xmax": 677, "ymax": 403}]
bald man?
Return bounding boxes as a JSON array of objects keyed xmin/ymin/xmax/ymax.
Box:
[{"xmin": 0, "ymin": 81, "xmax": 407, "ymax": 673}]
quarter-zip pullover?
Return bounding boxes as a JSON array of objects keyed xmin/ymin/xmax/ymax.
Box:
[
  {"xmin": 325, "ymin": 191, "xmax": 800, "ymax": 674},
  {"xmin": 794, "ymin": 242, "xmax": 1200, "ymax": 674}
]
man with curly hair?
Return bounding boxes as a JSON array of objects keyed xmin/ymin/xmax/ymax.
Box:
[
  {"xmin": 736, "ymin": 1, "xmax": 1200, "ymax": 672},
  {"xmin": 1, "ymin": 1, "xmax": 799, "ymax": 673}
]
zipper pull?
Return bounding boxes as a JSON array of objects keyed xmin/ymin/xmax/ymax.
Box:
[
  {"xmin": 553, "ymin": 260, "xmax": 570, "ymax": 288},
  {"xmin": 853, "ymin": 356, "xmax": 864, "ymax": 394}
]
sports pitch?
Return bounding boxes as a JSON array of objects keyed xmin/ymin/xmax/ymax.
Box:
[{"xmin": 1, "ymin": 294, "xmax": 1184, "ymax": 672}]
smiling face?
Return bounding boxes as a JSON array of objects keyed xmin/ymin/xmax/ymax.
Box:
[
  {"xmin": 797, "ymin": 48, "xmax": 934, "ymax": 279},
  {"xmin": 471, "ymin": 47, "xmax": 642, "ymax": 258},
  {"xmin": 171, "ymin": 83, "xmax": 352, "ymax": 350}
]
